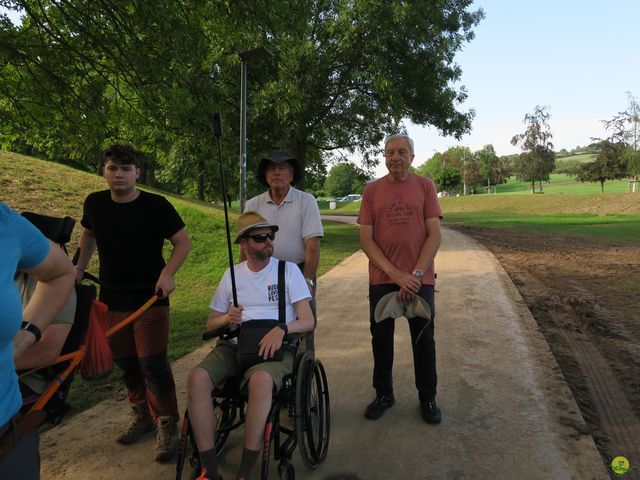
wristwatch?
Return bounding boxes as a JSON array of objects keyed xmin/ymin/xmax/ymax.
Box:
[
  {"xmin": 305, "ymin": 278, "xmax": 316, "ymax": 289},
  {"xmin": 277, "ymin": 324, "xmax": 288, "ymax": 335},
  {"xmin": 21, "ymin": 321, "xmax": 42, "ymax": 344},
  {"xmin": 412, "ymin": 270, "xmax": 424, "ymax": 279}
]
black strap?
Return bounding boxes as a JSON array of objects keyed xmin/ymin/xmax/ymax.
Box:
[
  {"xmin": 278, "ymin": 260, "xmax": 285, "ymax": 324},
  {"xmin": 21, "ymin": 321, "xmax": 41, "ymax": 344}
]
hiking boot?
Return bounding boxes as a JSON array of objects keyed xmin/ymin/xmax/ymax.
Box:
[
  {"xmin": 155, "ymin": 416, "xmax": 178, "ymax": 462},
  {"xmin": 116, "ymin": 404, "xmax": 154, "ymax": 445},
  {"xmin": 420, "ymin": 399, "xmax": 442, "ymax": 425},
  {"xmin": 364, "ymin": 394, "xmax": 395, "ymax": 420}
]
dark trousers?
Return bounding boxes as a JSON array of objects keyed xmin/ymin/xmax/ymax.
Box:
[
  {"xmin": 369, "ymin": 284, "xmax": 437, "ymax": 402},
  {"xmin": 0, "ymin": 413, "xmax": 40, "ymax": 479},
  {"xmin": 108, "ymin": 306, "xmax": 179, "ymax": 421}
]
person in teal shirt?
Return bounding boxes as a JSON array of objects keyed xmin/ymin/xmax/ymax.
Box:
[{"xmin": 0, "ymin": 203, "xmax": 74, "ymax": 480}]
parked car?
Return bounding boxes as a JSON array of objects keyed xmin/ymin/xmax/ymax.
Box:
[{"xmin": 337, "ymin": 194, "xmax": 362, "ymax": 202}]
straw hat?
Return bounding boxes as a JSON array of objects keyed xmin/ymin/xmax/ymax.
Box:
[{"xmin": 234, "ymin": 211, "xmax": 279, "ymax": 243}]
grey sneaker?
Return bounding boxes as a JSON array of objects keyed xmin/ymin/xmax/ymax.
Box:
[
  {"xmin": 117, "ymin": 404, "xmax": 154, "ymax": 445},
  {"xmin": 155, "ymin": 416, "xmax": 178, "ymax": 462}
]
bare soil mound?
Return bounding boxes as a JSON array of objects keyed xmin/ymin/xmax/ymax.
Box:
[{"xmin": 448, "ymin": 224, "xmax": 640, "ymax": 475}]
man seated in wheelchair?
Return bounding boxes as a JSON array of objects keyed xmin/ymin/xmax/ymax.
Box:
[{"xmin": 186, "ymin": 211, "xmax": 314, "ymax": 480}]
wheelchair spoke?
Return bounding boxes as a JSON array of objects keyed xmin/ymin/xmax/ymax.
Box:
[{"xmin": 296, "ymin": 355, "xmax": 330, "ymax": 470}]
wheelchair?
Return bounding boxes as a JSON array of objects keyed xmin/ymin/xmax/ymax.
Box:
[{"xmin": 176, "ymin": 327, "xmax": 330, "ymax": 480}]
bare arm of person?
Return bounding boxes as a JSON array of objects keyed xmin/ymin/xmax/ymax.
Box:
[
  {"xmin": 14, "ymin": 242, "xmax": 75, "ymax": 358},
  {"xmin": 398, "ymin": 216, "xmax": 442, "ymax": 302},
  {"xmin": 14, "ymin": 323, "xmax": 72, "ymax": 370},
  {"xmin": 155, "ymin": 227, "xmax": 192, "ymax": 297},
  {"xmin": 359, "ymin": 224, "xmax": 421, "ymax": 294},
  {"xmin": 259, "ymin": 298, "xmax": 314, "ymax": 359},
  {"xmin": 302, "ymin": 236, "xmax": 321, "ymax": 282},
  {"xmin": 74, "ymin": 228, "xmax": 96, "ymax": 283},
  {"xmin": 413, "ymin": 217, "xmax": 442, "ymax": 274},
  {"xmin": 206, "ymin": 305, "xmax": 243, "ymax": 332}
]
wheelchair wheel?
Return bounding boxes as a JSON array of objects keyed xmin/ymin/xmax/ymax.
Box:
[
  {"xmin": 213, "ymin": 397, "xmax": 238, "ymax": 454},
  {"xmin": 175, "ymin": 399, "xmax": 237, "ymax": 480},
  {"xmin": 278, "ymin": 461, "xmax": 296, "ymax": 480},
  {"xmin": 295, "ymin": 354, "xmax": 330, "ymax": 469}
]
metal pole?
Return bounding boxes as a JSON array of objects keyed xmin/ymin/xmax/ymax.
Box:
[
  {"xmin": 239, "ymin": 59, "xmax": 248, "ymax": 213},
  {"xmin": 214, "ymin": 113, "xmax": 238, "ymax": 306}
]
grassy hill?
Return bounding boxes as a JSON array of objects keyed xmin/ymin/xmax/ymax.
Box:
[
  {"xmin": 440, "ymin": 193, "xmax": 640, "ymax": 244},
  {"xmin": 1, "ymin": 149, "xmax": 361, "ymax": 412}
]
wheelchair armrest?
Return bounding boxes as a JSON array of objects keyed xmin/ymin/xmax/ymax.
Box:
[
  {"xmin": 284, "ymin": 333, "xmax": 301, "ymax": 343},
  {"xmin": 202, "ymin": 326, "xmax": 300, "ymax": 343},
  {"xmin": 202, "ymin": 326, "xmax": 238, "ymax": 342}
]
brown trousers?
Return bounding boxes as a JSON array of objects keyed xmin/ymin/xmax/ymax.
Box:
[{"xmin": 107, "ymin": 306, "xmax": 179, "ymax": 421}]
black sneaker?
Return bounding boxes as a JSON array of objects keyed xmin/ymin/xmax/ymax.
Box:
[
  {"xmin": 364, "ymin": 394, "xmax": 395, "ymax": 420},
  {"xmin": 420, "ymin": 400, "xmax": 442, "ymax": 424}
]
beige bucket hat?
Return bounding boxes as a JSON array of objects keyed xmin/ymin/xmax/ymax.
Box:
[
  {"xmin": 373, "ymin": 292, "xmax": 432, "ymax": 323},
  {"xmin": 234, "ymin": 211, "xmax": 279, "ymax": 243}
]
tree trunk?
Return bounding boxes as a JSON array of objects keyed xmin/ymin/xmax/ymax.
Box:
[
  {"xmin": 197, "ymin": 155, "xmax": 205, "ymax": 201},
  {"xmin": 600, "ymin": 180, "xmax": 605, "ymax": 194},
  {"xmin": 294, "ymin": 142, "xmax": 307, "ymax": 191}
]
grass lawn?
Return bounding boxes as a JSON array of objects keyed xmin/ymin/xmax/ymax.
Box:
[
  {"xmin": 441, "ymin": 188, "xmax": 640, "ymax": 245},
  {"xmin": 1, "ymin": 149, "xmax": 361, "ymax": 413},
  {"xmin": 494, "ymin": 173, "xmax": 632, "ymax": 195}
]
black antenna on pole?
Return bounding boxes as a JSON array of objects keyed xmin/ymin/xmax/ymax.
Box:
[{"xmin": 213, "ymin": 112, "xmax": 238, "ymax": 307}]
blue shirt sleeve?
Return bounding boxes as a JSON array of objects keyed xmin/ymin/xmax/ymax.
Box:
[{"xmin": 15, "ymin": 210, "xmax": 50, "ymax": 270}]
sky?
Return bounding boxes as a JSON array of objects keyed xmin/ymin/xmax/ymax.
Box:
[
  {"xmin": 3, "ymin": 2, "xmax": 640, "ymax": 178},
  {"xmin": 380, "ymin": 0, "xmax": 640, "ymax": 177}
]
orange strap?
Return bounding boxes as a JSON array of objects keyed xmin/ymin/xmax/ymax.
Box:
[
  {"xmin": 29, "ymin": 346, "xmax": 86, "ymax": 413},
  {"xmin": 25, "ymin": 294, "xmax": 158, "ymax": 413},
  {"xmin": 104, "ymin": 295, "xmax": 159, "ymax": 338},
  {"xmin": 18, "ymin": 351, "xmax": 80, "ymax": 379}
]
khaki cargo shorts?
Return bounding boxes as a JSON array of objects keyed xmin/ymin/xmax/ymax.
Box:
[{"xmin": 197, "ymin": 339, "xmax": 294, "ymax": 392}]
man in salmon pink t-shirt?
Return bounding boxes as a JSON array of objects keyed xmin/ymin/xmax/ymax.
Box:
[{"xmin": 357, "ymin": 133, "xmax": 443, "ymax": 424}]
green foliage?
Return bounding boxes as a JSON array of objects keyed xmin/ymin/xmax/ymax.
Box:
[
  {"xmin": 324, "ymin": 162, "xmax": 369, "ymax": 197},
  {"xmin": 1, "ymin": 0, "xmax": 484, "ymax": 200},
  {"xmin": 511, "ymin": 106, "xmax": 556, "ymax": 192},
  {"xmin": 554, "ymin": 157, "xmax": 583, "ymax": 174},
  {"xmin": 572, "ymin": 140, "xmax": 627, "ymax": 193},
  {"xmin": 475, "ymin": 144, "xmax": 509, "ymax": 187},
  {"xmin": 621, "ymin": 145, "xmax": 640, "ymax": 180},
  {"xmin": 433, "ymin": 164, "xmax": 461, "ymax": 192}
]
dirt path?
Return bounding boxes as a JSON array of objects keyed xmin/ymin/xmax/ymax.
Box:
[
  {"xmin": 449, "ymin": 224, "xmax": 640, "ymax": 480},
  {"xmin": 39, "ymin": 228, "xmax": 608, "ymax": 479}
]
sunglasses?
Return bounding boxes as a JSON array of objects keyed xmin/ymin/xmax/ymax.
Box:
[{"xmin": 245, "ymin": 232, "xmax": 276, "ymax": 243}]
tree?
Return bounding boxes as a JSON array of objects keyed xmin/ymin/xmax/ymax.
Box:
[
  {"xmin": 476, "ymin": 144, "xmax": 500, "ymax": 188},
  {"xmin": 323, "ymin": 162, "xmax": 369, "ymax": 197},
  {"xmin": 511, "ymin": 106, "xmax": 555, "ymax": 193},
  {"xmin": 1, "ymin": 0, "xmax": 484, "ymax": 201},
  {"xmin": 609, "ymin": 92, "xmax": 640, "ymax": 190},
  {"xmin": 416, "ymin": 153, "xmax": 461, "ymax": 192},
  {"xmin": 573, "ymin": 140, "xmax": 627, "ymax": 193}
]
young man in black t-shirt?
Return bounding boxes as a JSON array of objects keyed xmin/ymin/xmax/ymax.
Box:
[{"xmin": 75, "ymin": 144, "xmax": 191, "ymax": 462}]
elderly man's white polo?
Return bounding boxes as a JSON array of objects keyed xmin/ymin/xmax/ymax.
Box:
[{"xmin": 245, "ymin": 187, "xmax": 323, "ymax": 265}]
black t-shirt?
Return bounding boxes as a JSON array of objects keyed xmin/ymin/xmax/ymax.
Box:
[{"xmin": 81, "ymin": 190, "xmax": 185, "ymax": 311}]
